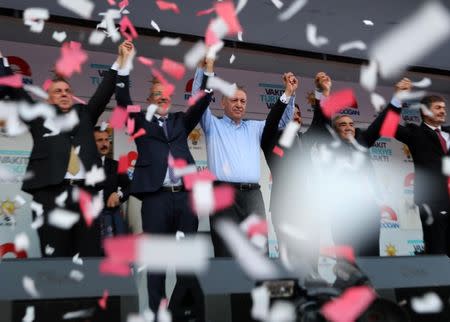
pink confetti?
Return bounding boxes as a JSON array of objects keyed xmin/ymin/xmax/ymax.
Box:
[
  {"xmin": 103, "ymin": 235, "xmax": 138, "ymax": 262},
  {"xmin": 99, "ymin": 259, "xmax": 131, "ymax": 276},
  {"xmin": 98, "ymin": 290, "xmax": 109, "ymax": 310},
  {"xmin": 183, "ymin": 169, "xmax": 216, "ymax": 190},
  {"xmin": 72, "ymin": 95, "xmax": 87, "ymax": 105},
  {"xmin": 127, "ymin": 117, "xmax": 135, "ymax": 134},
  {"xmin": 379, "ymin": 110, "xmax": 400, "ymax": 138},
  {"xmin": 151, "ymin": 68, "xmax": 175, "ymax": 97},
  {"xmin": 321, "ymin": 286, "xmax": 376, "ymax": 322},
  {"xmin": 168, "ymin": 155, "xmax": 188, "ymax": 169},
  {"xmin": 117, "ymin": 154, "xmax": 129, "ymax": 174},
  {"xmin": 213, "ymin": 185, "xmax": 235, "ymax": 212},
  {"xmin": 196, "ymin": 7, "xmax": 215, "ymax": 16},
  {"xmin": 118, "ymin": 0, "xmax": 129, "ymax": 9},
  {"xmin": 79, "ymin": 189, "xmax": 93, "ymax": 227},
  {"xmin": 107, "ymin": 0, "xmax": 116, "ymax": 5},
  {"xmin": 320, "ymin": 89, "xmax": 357, "ymax": 118},
  {"xmin": 0, "ymin": 74, "xmax": 23, "ymax": 88},
  {"xmin": 273, "ymin": 146, "xmax": 284, "ymax": 157},
  {"xmin": 137, "ymin": 56, "xmax": 154, "ymax": 67},
  {"xmin": 55, "ymin": 41, "xmax": 88, "ymax": 78},
  {"xmin": 214, "ymin": 1, "xmax": 242, "ymax": 35},
  {"xmin": 188, "ymin": 92, "xmax": 206, "ymax": 106},
  {"xmin": 205, "ymin": 20, "xmax": 221, "ymax": 46},
  {"xmin": 127, "ymin": 105, "xmax": 141, "ymax": 113},
  {"xmin": 161, "ymin": 58, "xmax": 185, "ymax": 80},
  {"xmin": 119, "ymin": 16, "xmax": 138, "ymax": 41},
  {"xmin": 321, "ymin": 245, "xmax": 355, "ymax": 263},
  {"xmin": 42, "ymin": 79, "xmax": 52, "ymax": 91},
  {"xmin": 129, "ymin": 128, "xmax": 146, "ymax": 142},
  {"xmin": 109, "ymin": 107, "xmax": 128, "ymax": 129},
  {"xmin": 247, "ymin": 221, "xmax": 268, "ymax": 237},
  {"xmin": 156, "ymin": 0, "xmax": 180, "ymax": 14}
]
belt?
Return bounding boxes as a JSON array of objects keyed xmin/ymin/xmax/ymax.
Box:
[
  {"xmin": 160, "ymin": 185, "xmax": 185, "ymax": 193},
  {"xmin": 217, "ymin": 182, "xmax": 260, "ymax": 191},
  {"xmin": 63, "ymin": 179, "xmax": 85, "ymax": 186}
]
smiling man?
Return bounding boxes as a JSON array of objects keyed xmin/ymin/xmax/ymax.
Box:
[
  {"xmin": 192, "ymin": 60, "xmax": 296, "ymax": 257},
  {"xmin": 390, "ymin": 87, "xmax": 450, "ymax": 256}
]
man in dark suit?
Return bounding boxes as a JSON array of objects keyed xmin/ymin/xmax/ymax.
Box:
[
  {"xmin": 94, "ymin": 126, "xmax": 130, "ymax": 239},
  {"xmin": 389, "ymin": 81, "xmax": 450, "ymax": 255},
  {"xmin": 115, "ymin": 48, "xmax": 213, "ymax": 312},
  {"xmin": 0, "ymin": 41, "xmax": 132, "ymax": 257}
]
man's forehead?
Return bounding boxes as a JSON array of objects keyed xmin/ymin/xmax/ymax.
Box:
[
  {"xmin": 229, "ymin": 90, "xmax": 247, "ymax": 99},
  {"xmin": 337, "ymin": 116, "xmax": 354, "ymax": 124},
  {"xmin": 50, "ymin": 81, "xmax": 70, "ymax": 90}
]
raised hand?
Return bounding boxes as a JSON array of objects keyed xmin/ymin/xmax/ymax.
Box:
[
  {"xmin": 283, "ymin": 72, "xmax": 298, "ymax": 97},
  {"xmin": 395, "ymin": 77, "xmax": 412, "ymax": 93},
  {"xmin": 118, "ymin": 41, "xmax": 135, "ymax": 68},
  {"xmin": 314, "ymin": 72, "xmax": 332, "ymax": 96}
]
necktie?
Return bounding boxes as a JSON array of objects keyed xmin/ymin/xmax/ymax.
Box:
[
  {"xmin": 159, "ymin": 117, "xmax": 177, "ymax": 183},
  {"xmin": 67, "ymin": 146, "xmax": 81, "ymax": 175},
  {"xmin": 435, "ymin": 129, "xmax": 448, "ymax": 154}
]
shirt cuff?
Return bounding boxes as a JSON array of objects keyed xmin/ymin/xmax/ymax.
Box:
[
  {"xmin": 117, "ymin": 190, "xmax": 124, "ymax": 199},
  {"xmin": 315, "ymin": 90, "xmax": 323, "ymax": 101},
  {"xmin": 280, "ymin": 93, "xmax": 291, "ymax": 104},
  {"xmin": 204, "ymin": 71, "xmax": 214, "ymax": 77},
  {"xmin": 2, "ymin": 57, "xmax": 9, "ymax": 67},
  {"xmin": 390, "ymin": 96, "xmax": 402, "ymax": 108},
  {"xmin": 111, "ymin": 61, "xmax": 120, "ymax": 71}
]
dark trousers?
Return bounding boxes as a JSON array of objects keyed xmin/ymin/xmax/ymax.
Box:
[
  {"xmin": 99, "ymin": 207, "xmax": 128, "ymax": 240},
  {"xmin": 31, "ymin": 183, "xmax": 102, "ymax": 257},
  {"xmin": 209, "ymin": 188, "xmax": 266, "ymax": 258},
  {"xmin": 141, "ymin": 190, "xmax": 198, "ymax": 313},
  {"xmin": 419, "ymin": 202, "xmax": 450, "ymax": 256}
]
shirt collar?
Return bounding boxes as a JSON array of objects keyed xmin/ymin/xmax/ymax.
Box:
[
  {"xmin": 424, "ymin": 122, "xmax": 442, "ymax": 131},
  {"xmin": 223, "ymin": 114, "xmax": 243, "ymax": 127}
]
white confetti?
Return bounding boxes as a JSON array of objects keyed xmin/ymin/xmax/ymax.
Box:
[
  {"xmin": 370, "ymin": 92, "xmax": 386, "ymax": 112},
  {"xmin": 48, "ymin": 208, "xmax": 79, "ymax": 229},
  {"xmin": 337, "ymin": 40, "xmax": 367, "ymax": 53},
  {"xmin": 370, "ymin": 1, "xmax": 450, "ymax": 79},
  {"xmin": 442, "ymin": 157, "xmax": 450, "ymax": 176},
  {"xmin": 268, "ymin": 301, "xmax": 296, "ymax": 322},
  {"xmin": 145, "ymin": 104, "xmax": 159, "ymax": 122},
  {"xmin": 55, "ymin": 190, "xmax": 68, "ymax": 208},
  {"xmin": 14, "ymin": 233, "xmax": 30, "ymax": 252},
  {"xmin": 137, "ymin": 236, "xmax": 209, "ymax": 273},
  {"xmin": 229, "ymin": 54, "xmax": 236, "ymax": 64},
  {"xmin": 23, "ymin": 84, "xmax": 49, "ymax": 100},
  {"xmin": 279, "ymin": 121, "xmax": 301, "ymax": 148},
  {"xmin": 192, "ymin": 181, "xmax": 214, "ymax": 216},
  {"xmin": 215, "ymin": 219, "xmax": 280, "ymax": 279},
  {"xmin": 97, "ymin": 9, "xmax": 121, "ymax": 42},
  {"xmin": 151, "ymin": 20, "xmax": 160, "ymax": 32},
  {"xmin": 14, "ymin": 195, "xmax": 26, "ymax": 207},
  {"xmin": 237, "ymin": 31, "xmax": 243, "ymax": 41},
  {"xmin": 173, "ymin": 164, "xmax": 197, "ymax": 177},
  {"xmin": 22, "ymin": 306, "xmax": 35, "ymax": 322},
  {"xmin": 271, "ymin": 0, "xmax": 284, "ymax": 9},
  {"xmin": 157, "ymin": 304, "xmax": 172, "ymax": 322},
  {"xmin": 395, "ymin": 90, "xmax": 426, "ymax": 104},
  {"xmin": 73, "ymin": 253, "xmax": 83, "ymax": 265},
  {"xmin": 412, "ymin": 77, "xmax": 432, "ymax": 88},
  {"xmin": 206, "ymin": 41, "xmax": 225, "ymax": 60},
  {"xmin": 45, "ymin": 244, "xmax": 55, "ymax": 255},
  {"xmin": 422, "ymin": 203, "xmax": 434, "ymax": 226},
  {"xmin": 360, "ymin": 60, "xmax": 378, "ymax": 92},
  {"xmin": 235, "ymin": 0, "xmax": 248, "ymax": 14},
  {"xmin": 363, "ymin": 19, "xmax": 374, "ymax": 26},
  {"xmin": 58, "ymin": 0, "xmax": 95, "ymax": 19},
  {"xmin": 88, "ymin": 30, "xmax": 106, "ymax": 45},
  {"xmin": 278, "ymin": 0, "xmax": 308, "ymax": 21},
  {"xmin": 85, "ymin": 165, "xmax": 106, "ymax": 186},
  {"xmin": 184, "ymin": 41, "xmax": 208, "ymax": 69},
  {"xmin": 23, "ymin": 8, "xmax": 49, "ymax": 33},
  {"xmin": 411, "ymin": 292, "xmax": 443, "ymax": 313},
  {"xmin": 23, "ymin": 276, "xmax": 40, "ymax": 298},
  {"xmin": 159, "ymin": 37, "xmax": 181, "ymax": 46},
  {"xmin": 100, "ymin": 121, "xmax": 108, "ymax": 131},
  {"xmin": 69, "ymin": 269, "xmax": 84, "ymax": 281},
  {"xmin": 251, "ymin": 286, "xmax": 270, "ymax": 321},
  {"xmin": 52, "ymin": 31, "xmax": 67, "ymax": 43},
  {"xmin": 175, "ymin": 231, "xmax": 185, "ymax": 240},
  {"xmin": 306, "ymin": 24, "xmax": 328, "ymax": 47},
  {"xmin": 206, "ymin": 76, "xmax": 237, "ymax": 98},
  {"xmin": 63, "ymin": 308, "xmax": 95, "ymax": 320},
  {"xmin": 19, "ymin": 102, "xmax": 56, "ymax": 122},
  {"xmin": 31, "ymin": 215, "xmax": 44, "ymax": 230}
]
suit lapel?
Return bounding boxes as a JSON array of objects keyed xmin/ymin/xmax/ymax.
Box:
[{"xmin": 421, "ymin": 123, "xmax": 445, "ymax": 154}]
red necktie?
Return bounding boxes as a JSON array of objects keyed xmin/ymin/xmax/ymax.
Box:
[{"xmin": 435, "ymin": 129, "xmax": 448, "ymax": 154}]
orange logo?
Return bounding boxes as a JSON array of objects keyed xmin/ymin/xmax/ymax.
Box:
[
  {"xmin": 385, "ymin": 243, "xmax": 397, "ymax": 256},
  {"xmin": 189, "ymin": 128, "xmax": 202, "ymax": 145}
]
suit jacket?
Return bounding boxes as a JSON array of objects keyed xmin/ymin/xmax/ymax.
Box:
[
  {"xmin": 391, "ymin": 107, "xmax": 450, "ymax": 206},
  {"xmin": 0, "ymin": 59, "xmax": 118, "ymax": 194},
  {"xmin": 115, "ymin": 75, "xmax": 212, "ymax": 199},
  {"xmin": 102, "ymin": 157, "xmax": 131, "ymax": 208}
]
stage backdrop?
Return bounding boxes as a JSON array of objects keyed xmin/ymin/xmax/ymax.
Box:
[{"xmin": 2, "ymin": 39, "xmax": 448, "ymax": 258}]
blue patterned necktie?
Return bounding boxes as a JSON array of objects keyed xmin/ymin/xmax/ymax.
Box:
[{"xmin": 159, "ymin": 117, "xmax": 177, "ymax": 183}]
